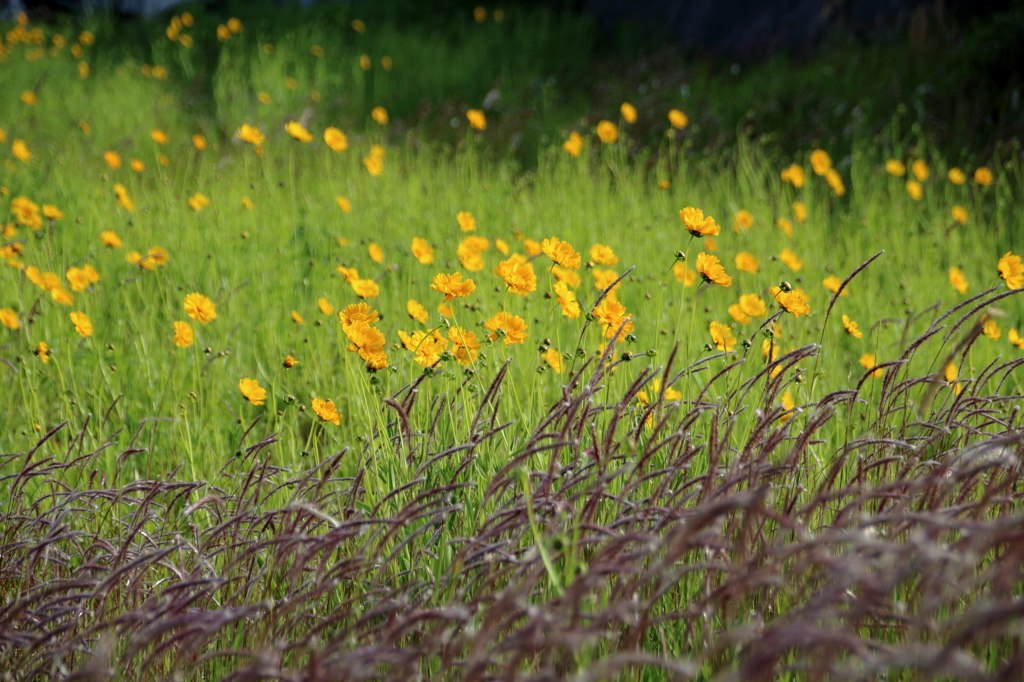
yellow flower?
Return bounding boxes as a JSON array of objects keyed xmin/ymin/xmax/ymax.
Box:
[
  {"xmin": 239, "ymin": 196, "xmax": 254, "ymax": 210},
  {"xmin": 359, "ymin": 54, "xmax": 371, "ymax": 70},
  {"xmin": 343, "ymin": 320, "xmax": 388, "ymax": 369},
  {"xmin": 308, "ymin": 299, "xmax": 331, "ymax": 319},
  {"xmin": 339, "ymin": 303, "xmax": 381, "ymax": 329},
  {"xmin": 456, "ymin": 211, "xmax": 477, "ymax": 232},
  {"xmin": 563, "ymin": 132, "xmax": 584, "ymax": 157},
  {"xmin": 905, "ymin": 180, "xmax": 923, "ymax": 201},
  {"xmin": 732, "ymin": 210, "xmax": 753, "ymax": 232},
  {"xmin": 810, "ymin": 149, "xmax": 831, "ymax": 176},
  {"xmin": 407, "ymin": 299, "xmax": 429, "ymax": 324},
  {"xmin": 227, "ymin": 17, "xmax": 242, "ymax": 33},
  {"xmin": 554, "ymin": 281, "xmax": 580, "ymax": 319},
  {"xmin": 151, "ymin": 129, "xmax": 169, "ymax": 145},
  {"xmin": 771, "ymin": 287, "xmax": 810, "ymax": 316},
  {"xmin": 12, "ymin": 140, "xmax": 31, "ymax": 162},
  {"xmin": 589, "ymin": 243, "xmax": 618, "ymax": 266},
  {"xmin": 947, "ymin": 167, "xmax": 966, "ymax": 185},
  {"xmin": 402, "ymin": 236, "xmax": 432, "ymax": 265},
  {"xmin": 448, "ymin": 326, "xmax": 481, "ymax": 365},
  {"xmin": 667, "ymin": 108, "xmax": 689, "ymax": 129},
  {"xmin": 238, "ymin": 378, "xmax": 266, "ymax": 406},
  {"xmin": 351, "ymin": 19, "xmax": 366, "ymax": 32},
  {"xmin": 139, "ymin": 247, "xmax": 166, "ymax": 270},
  {"xmin": 70, "ymin": 311, "xmax": 92, "ymax": 338},
  {"xmin": 285, "ymin": 121, "xmax": 313, "ymax": 143},
  {"xmin": 543, "ymin": 347, "xmax": 563, "ymax": 374},
  {"xmin": 192, "ymin": 134, "xmax": 206, "ymax": 150},
  {"xmin": 885, "ymin": 159, "xmax": 906, "ymax": 176},
  {"xmin": 66, "ymin": 267, "xmax": 91, "ymax": 293},
  {"xmin": 841, "ymin": 314, "xmax": 863, "ymax": 339},
  {"xmin": 188, "ymin": 193, "xmax": 211, "ymax": 211},
  {"xmin": 484, "ymin": 311, "xmax": 529, "ymax": 345},
  {"xmin": 822, "ymin": 274, "xmax": 848, "ymax": 296},
  {"xmin": 974, "ymin": 167, "xmax": 993, "ymax": 186},
  {"xmin": 780, "ymin": 164, "xmax": 805, "ymax": 188},
  {"xmin": 780, "ymin": 248, "xmax": 803, "ymax": 271},
  {"xmin": 363, "ymin": 155, "xmax": 384, "ymax": 176},
  {"xmin": 495, "ymin": 239, "xmax": 510, "ymax": 255},
  {"xmin": 951, "ymin": 205, "xmax": 968, "ymax": 225},
  {"xmin": 457, "ymin": 235, "xmax": 489, "ymax": 271},
  {"xmin": 825, "ymin": 168, "xmax": 845, "ymax": 196},
  {"xmin": 235, "ymin": 124, "xmax": 265, "ymax": 146},
  {"xmin": 324, "ymin": 127, "xmax": 348, "ymax": 152},
  {"xmin": 290, "ymin": 310, "xmax": 304, "ymax": 325},
  {"xmin": 330, "ymin": 196, "xmax": 351, "ymax": 214},
  {"xmin": 104, "ymin": 151, "xmax": 122, "ymax": 169},
  {"xmin": 168, "ymin": 320, "xmax": 194, "ymax": 349},
  {"xmin": 983, "ymin": 316, "xmax": 1001, "ymax": 340},
  {"xmin": 131, "ymin": 158, "xmax": 145, "ymax": 173},
  {"xmin": 474, "ymin": 6, "xmax": 487, "ymax": 22},
  {"xmin": 431, "ymin": 272, "xmax": 476, "ymax": 301},
  {"xmin": 1009, "ymin": 329, "xmax": 1024, "ymax": 350},
  {"xmin": 311, "ymin": 398, "xmax": 341, "ymax": 425},
  {"xmin": 728, "ymin": 303, "xmax": 750, "ymax": 325},
  {"xmin": 695, "ymin": 253, "xmax": 731, "ymax": 287},
  {"xmin": 734, "ymin": 252, "xmax": 759, "ymax": 274},
  {"xmin": 859, "ymin": 353, "xmax": 883, "ymax": 378},
  {"xmin": 593, "ymin": 297, "xmax": 634, "ymax": 341},
  {"xmin": 658, "ymin": 179, "xmax": 671, "ymax": 189},
  {"xmin": 43, "ymin": 205, "xmax": 63, "ymax": 220},
  {"xmin": 311, "ymin": 44, "xmax": 324, "ymax": 57},
  {"xmin": 368, "ymin": 242, "xmax": 384, "ymax": 264},
  {"xmin": 466, "ymin": 109, "xmax": 487, "ymax": 131},
  {"xmin": 51, "ymin": 288, "xmax": 74, "ymax": 306},
  {"xmin": 283, "ymin": 355, "xmax": 300, "ymax": 368},
  {"xmin": 335, "ymin": 266, "xmax": 359, "ymax": 283},
  {"xmin": 949, "ymin": 266, "xmax": 968, "ymax": 294},
  {"xmin": 152, "ymin": 66, "xmax": 168, "ymax": 80},
  {"xmin": 371, "ymin": 107, "xmax": 389, "ymax": 125},
  {"xmin": 541, "ymin": 237, "xmax": 581, "ymax": 269},
  {"xmin": 551, "ymin": 265, "xmax": 580, "ymax": 288},
  {"xmin": 620, "ymin": 102, "xmax": 637, "ymax": 123},
  {"xmin": 592, "ymin": 268, "xmax": 621, "ymax": 293},
  {"xmin": 34, "ymin": 341, "xmax": 49, "ymax": 363},
  {"xmin": 912, "ymin": 159, "xmax": 929, "ymax": 181},
  {"xmin": 370, "ymin": 145, "xmax": 386, "ymax": 159},
  {"xmin": 350, "ymin": 278, "xmax": 380, "ymax": 299},
  {"xmin": 437, "ymin": 303, "xmax": 453, "ymax": 318},
  {"xmin": 20, "ymin": 91, "xmax": 37, "ymax": 106},
  {"xmin": 596, "ymin": 120, "xmax": 618, "ymax": 144},
  {"xmin": 0, "ymin": 307, "xmax": 18, "ymax": 330},
  {"xmin": 709, "ymin": 321, "xmax": 736, "ymax": 351},
  {"xmin": 114, "ymin": 183, "xmax": 135, "ymax": 212},
  {"xmin": 673, "ymin": 261, "xmax": 696, "ymax": 287},
  {"xmin": 780, "ymin": 391, "xmax": 796, "ymax": 421},
  {"xmin": 159, "ymin": 155, "xmax": 170, "ymax": 166},
  {"xmin": 494, "ymin": 257, "xmax": 537, "ymax": 296},
  {"xmin": 183, "ymin": 292, "xmax": 216, "ymax": 323},
  {"xmin": 679, "ymin": 207, "xmax": 720, "ymax": 237},
  {"xmin": 399, "ymin": 330, "xmax": 447, "ymax": 367},
  {"xmin": 792, "ymin": 201, "xmax": 807, "ymax": 223},
  {"xmin": 739, "ymin": 294, "xmax": 766, "ymax": 318},
  {"xmin": 997, "ymin": 252, "xmax": 1023, "ymax": 290},
  {"xmin": 777, "ymin": 218, "xmax": 793, "ymax": 236}
]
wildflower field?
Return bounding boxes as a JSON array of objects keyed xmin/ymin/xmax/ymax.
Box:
[{"xmin": 2, "ymin": 4, "xmax": 1024, "ymax": 680}]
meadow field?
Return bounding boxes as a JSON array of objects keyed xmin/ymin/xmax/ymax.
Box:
[{"xmin": 2, "ymin": 4, "xmax": 1024, "ymax": 680}]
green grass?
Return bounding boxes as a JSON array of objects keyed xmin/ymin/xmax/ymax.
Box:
[{"xmin": 2, "ymin": 7, "xmax": 1024, "ymax": 680}]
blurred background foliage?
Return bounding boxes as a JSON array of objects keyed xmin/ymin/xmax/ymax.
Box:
[{"xmin": 6, "ymin": 0, "xmax": 1024, "ymax": 169}]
